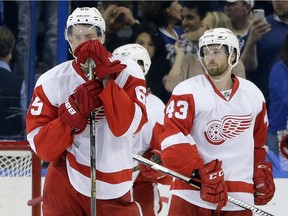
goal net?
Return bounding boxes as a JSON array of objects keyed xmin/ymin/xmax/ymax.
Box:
[{"xmin": 0, "ymin": 141, "xmax": 41, "ymax": 216}]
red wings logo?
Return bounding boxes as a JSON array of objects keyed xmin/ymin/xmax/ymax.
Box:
[{"xmin": 204, "ymin": 114, "xmax": 252, "ymax": 145}]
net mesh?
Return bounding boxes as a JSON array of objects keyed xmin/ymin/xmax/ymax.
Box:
[
  {"xmin": 0, "ymin": 149, "xmax": 33, "ymax": 216},
  {"xmin": 0, "ymin": 151, "xmax": 33, "ymax": 177},
  {"xmin": 0, "ymin": 141, "xmax": 41, "ymax": 216}
]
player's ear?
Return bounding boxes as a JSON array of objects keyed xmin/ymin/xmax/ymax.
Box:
[
  {"xmin": 100, "ymin": 34, "xmax": 105, "ymax": 44},
  {"xmin": 230, "ymin": 51, "xmax": 236, "ymax": 64}
]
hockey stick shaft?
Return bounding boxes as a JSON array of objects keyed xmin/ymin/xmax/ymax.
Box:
[
  {"xmin": 89, "ymin": 59, "xmax": 97, "ymax": 216},
  {"xmin": 132, "ymin": 154, "xmax": 274, "ymax": 216}
]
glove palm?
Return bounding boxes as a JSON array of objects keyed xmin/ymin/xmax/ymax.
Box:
[{"xmin": 74, "ymin": 40, "xmax": 126, "ymax": 80}]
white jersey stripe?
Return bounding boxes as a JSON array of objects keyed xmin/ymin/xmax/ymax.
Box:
[
  {"xmin": 27, "ymin": 127, "xmax": 42, "ymax": 153},
  {"xmin": 161, "ymin": 132, "xmax": 196, "ymax": 150},
  {"xmin": 123, "ymin": 103, "xmax": 143, "ymax": 136}
]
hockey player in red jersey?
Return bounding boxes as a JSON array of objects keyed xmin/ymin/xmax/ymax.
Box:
[
  {"xmin": 159, "ymin": 28, "xmax": 275, "ymax": 216},
  {"xmin": 26, "ymin": 7, "xmax": 147, "ymax": 216},
  {"xmin": 113, "ymin": 44, "xmax": 171, "ymax": 216}
]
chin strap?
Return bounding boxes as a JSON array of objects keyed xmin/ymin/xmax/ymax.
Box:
[{"xmin": 211, "ymin": 66, "xmax": 233, "ymax": 83}]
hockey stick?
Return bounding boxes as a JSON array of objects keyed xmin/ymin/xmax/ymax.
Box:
[
  {"xmin": 132, "ymin": 154, "xmax": 274, "ymax": 216},
  {"xmin": 89, "ymin": 59, "xmax": 97, "ymax": 216}
]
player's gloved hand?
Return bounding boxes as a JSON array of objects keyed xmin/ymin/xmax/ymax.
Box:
[
  {"xmin": 58, "ymin": 80, "xmax": 103, "ymax": 133},
  {"xmin": 138, "ymin": 149, "xmax": 167, "ymax": 181},
  {"xmin": 74, "ymin": 40, "xmax": 127, "ymax": 81},
  {"xmin": 253, "ymin": 162, "xmax": 275, "ymax": 205},
  {"xmin": 280, "ymin": 134, "xmax": 288, "ymax": 160},
  {"xmin": 192, "ymin": 159, "xmax": 228, "ymax": 215}
]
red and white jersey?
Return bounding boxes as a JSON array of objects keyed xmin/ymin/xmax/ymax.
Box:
[
  {"xmin": 160, "ymin": 74, "xmax": 268, "ymax": 211},
  {"xmin": 26, "ymin": 56, "xmax": 148, "ymax": 199},
  {"xmin": 132, "ymin": 93, "xmax": 165, "ymax": 181}
]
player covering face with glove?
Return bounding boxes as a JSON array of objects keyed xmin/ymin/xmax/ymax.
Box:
[
  {"xmin": 60, "ymin": 9, "xmax": 127, "ymax": 133},
  {"xmin": 26, "ymin": 7, "xmax": 148, "ymax": 216}
]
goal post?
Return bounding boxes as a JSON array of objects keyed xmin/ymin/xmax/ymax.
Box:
[{"xmin": 0, "ymin": 140, "xmax": 41, "ymax": 216}]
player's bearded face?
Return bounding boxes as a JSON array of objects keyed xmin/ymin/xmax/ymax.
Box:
[{"xmin": 202, "ymin": 45, "xmax": 229, "ymax": 77}]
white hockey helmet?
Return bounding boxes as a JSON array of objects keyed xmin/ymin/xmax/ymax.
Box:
[
  {"xmin": 198, "ymin": 28, "xmax": 240, "ymax": 67},
  {"xmin": 65, "ymin": 7, "xmax": 105, "ymax": 42},
  {"xmin": 113, "ymin": 44, "xmax": 151, "ymax": 75}
]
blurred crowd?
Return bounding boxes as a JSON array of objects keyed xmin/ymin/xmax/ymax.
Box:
[{"xmin": 0, "ymin": 0, "xmax": 287, "ymax": 170}]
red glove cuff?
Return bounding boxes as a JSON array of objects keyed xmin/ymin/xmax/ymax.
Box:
[{"xmin": 280, "ymin": 134, "xmax": 288, "ymax": 160}]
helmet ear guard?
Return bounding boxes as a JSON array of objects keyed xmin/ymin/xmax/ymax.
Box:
[{"xmin": 113, "ymin": 44, "xmax": 151, "ymax": 76}]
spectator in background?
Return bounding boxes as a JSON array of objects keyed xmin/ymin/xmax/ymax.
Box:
[
  {"xmin": 201, "ymin": 11, "xmax": 233, "ymax": 31},
  {"xmin": 143, "ymin": 0, "xmax": 183, "ymax": 66},
  {"xmin": 164, "ymin": 11, "xmax": 246, "ymax": 93},
  {"xmin": 224, "ymin": 0, "xmax": 254, "ymax": 53},
  {"xmin": 98, "ymin": 1, "xmax": 140, "ymax": 52},
  {"xmin": 178, "ymin": 1, "xmax": 213, "ymax": 55},
  {"xmin": 222, "ymin": 0, "xmax": 270, "ymax": 77},
  {"xmin": 5, "ymin": 2, "xmax": 59, "ymax": 133},
  {"xmin": 0, "ymin": 26, "xmax": 24, "ymax": 139},
  {"xmin": 267, "ymin": 33, "xmax": 288, "ymax": 158},
  {"xmin": 130, "ymin": 22, "xmax": 171, "ymax": 104},
  {"xmin": 244, "ymin": 0, "xmax": 288, "ymax": 110},
  {"xmin": 162, "ymin": 2, "xmax": 212, "ymax": 93},
  {"xmin": 240, "ymin": 10, "xmax": 271, "ymax": 72},
  {"xmin": 13, "ymin": 1, "xmax": 58, "ymax": 77}
]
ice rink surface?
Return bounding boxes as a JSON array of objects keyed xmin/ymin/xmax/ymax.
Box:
[{"xmin": 0, "ymin": 177, "xmax": 286, "ymax": 216}]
